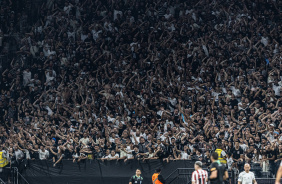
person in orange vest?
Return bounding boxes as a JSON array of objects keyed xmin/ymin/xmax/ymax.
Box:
[{"xmin": 152, "ymin": 168, "xmax": 165, "ymax": 184}]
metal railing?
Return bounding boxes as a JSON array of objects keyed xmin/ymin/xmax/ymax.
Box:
[
  {"xmin": 0, "ymin": 167, "xmax": 29, "ymax": 184},
  {"xmin": 256, "ymin": 178, "xmax": 282, "ymax": 184},
  {"xmin": 13, "ymin": 167, "xmax": 30, "ymax": 184},
  {"xmin": 0, "ymin": 177, "xmax": 7, "ymax": 184}
]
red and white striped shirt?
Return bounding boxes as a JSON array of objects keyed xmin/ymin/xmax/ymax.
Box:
[{"xmin": 191, "ymin": 169, "xmax": 208, "ymax": 184}]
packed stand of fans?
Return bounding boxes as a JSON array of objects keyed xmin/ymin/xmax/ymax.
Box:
[{"xmin": 0, "ymin": 0, "xmax": 282, "ymax": 178}]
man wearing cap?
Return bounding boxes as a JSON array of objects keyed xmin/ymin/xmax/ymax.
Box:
[
  {"xmin": 152, "ymin": 168, "xmax": 165, "ymax": 184},
  {"xmin": 192, "ymin": 161, "xmax": 208, "ymax": 184}
]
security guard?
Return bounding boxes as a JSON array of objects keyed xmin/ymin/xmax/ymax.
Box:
[
  {"xmin": 129, "ymin": 169, "xmax": 144, "ymax": 184},
  {"xmin": 214, "ymin": 144, "xmax": 227, "ymax": 165},
  {"xmin": 0, "ymin": 146, "xmax": 9, "ymax": 182},
  {"xmin": 0, "ymin": 147, "xmax": 9, "ymax": 168},
  {"xmin": 152, "ymin": 168, "xmax": 165, "ymax": 184}
]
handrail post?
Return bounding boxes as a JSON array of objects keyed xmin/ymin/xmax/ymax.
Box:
[
  {"xmin": 13, "ymin": 167, "xmax": 15, "ymax": 184},
  {"xmin": 13, "ymin": 167, "xmax": 19, "ymax": 184}
]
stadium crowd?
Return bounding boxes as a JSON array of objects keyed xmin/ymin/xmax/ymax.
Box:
[{"xmin": 0, "ymin": 0, "xmax": 282, "ymax": 179}]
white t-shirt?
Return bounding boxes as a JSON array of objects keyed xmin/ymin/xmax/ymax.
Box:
[
  {"xmin": 240, "ymin": 144, "xmax": 248, "ymax": 152},
  {"xmin": 23, "ymin": 149, "xmax": 31, "ymax": 159},
  {"xmin": 109, "ymin": 136, "xmax": 115, "ymax": 143},
  {"xmin": 79, "ymin": 137, "xmax": 90, "ymax": 145},
  {"xmin": 1, "ymin": 150, "xmax": 7, "ymax": 158},
  {"xmin": 181, "ymin": 152, "xmax": 189, "ymax": 160},
  {"xmin": 106, "ymin": 154, "xmax": 119, "ymax": 159},
  {"xmin": 113, "ymin": 10, "xmax": 123, "ymax": 20},
  {"xmin": 45, "ymin": 71, "xmax": 56, "ymax": 85},
  {"xmin": 14, "ymin": 150, "xmax": 24, "ymax": 160},
  {"xmin": 120, "ymin": 150, "xmax": 127, "ymax": 158},
  {"xmin": 238, "ymin": 171, "xmax": 255, "ymax": 184},
  {"xmin": 164, "ymin": 13, "xmax": 172, "ymax": 19},
  {"xmin": 67, "ymin": 31, "xmax": 75, "ymax": 40},
  {"xmin": 91, "ymin": 29, "xmax": 102, "ymax": 41},
  {"xmin": 226, "ymin": 157, "xmax": 233, "ymax": 170},
  {"xmin": 23, "ymin": 70, "xmax": 31, "ymax": 86},
  {"xmin": 39, "ymin": 149, "xmax": 49, "ymax": 160},
  {"xmin": 126, "ymin": 147, "xmax": 133, "ymax": 159},
  {"xmin": 73, "ymin": 153, "xmax": 80, "ymax": 159},
  {"xmin": 220, "ymin": 150, "xmax": 226, "ymax": 157},
  {"xmin": 273, "ymin": 84, "xmax": 281, "ymax": 96},
  {"xmin": 157, "ymin": 110, "xmax": 163, "ymax": 117}
]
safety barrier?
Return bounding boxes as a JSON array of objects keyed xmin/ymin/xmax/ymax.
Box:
[
  {"xmin": 256, "ymin": 178, "xmax": 282, "ymax": 184},
  {"xmin": 0, "ymin": 160, "xmax": 279, "ymax": 184},
  {"xmin": 0, "ymin": 160, "xmax": 235, "ymax": 184}
]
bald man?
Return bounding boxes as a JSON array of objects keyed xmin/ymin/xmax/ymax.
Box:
[{"xmin": 238, "ymin": 163, "xmax": 257, "ymax": 184}]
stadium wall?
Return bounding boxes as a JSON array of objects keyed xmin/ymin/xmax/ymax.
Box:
[{"xmin": 22, "ymin": 159, "xmax": 197, "ymax": 184}]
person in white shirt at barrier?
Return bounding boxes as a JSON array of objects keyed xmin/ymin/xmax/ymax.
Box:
[{"xmin": 238, "ymin": 163, "xmax": 257, "ymax": 184}]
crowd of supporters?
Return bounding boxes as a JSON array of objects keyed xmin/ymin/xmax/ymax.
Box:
[{"xmin": 0, "ymin": 0, "xmax": 282, "ymax": 179}]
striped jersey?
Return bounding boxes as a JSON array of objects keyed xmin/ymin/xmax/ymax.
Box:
[{"xmin": 191, "ymin": 169, "xmax": 208, "ymax": 184}]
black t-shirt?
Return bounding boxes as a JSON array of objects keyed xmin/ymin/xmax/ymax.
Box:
[
  {"xmin": 237, "ymin": 160, "xmax": 246, "ymax": 172},
  {"xmin": 10, "ymin": 154, "xmax": 17, "ymax": 166},
  {"xmin": 49, "ymin": 147, "xmax": 58, "ymax": 159},
  {"xmin": 230, "ymin": 99, "xmax": 238, "ymax": 107},
  {"xmin": 266, "ymin": 150, "xmax": 276, "ymax": 162},
  {"xmin": 64, "ymin": 149, "xmax": 73, "ymax": 159},
  {"xmin": 246, "ymin": 151, "xmax": 254, "ymax": 160},
  {"xmin": 218, "ymin": 163, "xmax": 227, "ymax": 184},
  {"xmin": 0, "ymin": 108, "xmax": 5, "ymax": 121},
  {"xmin": 209, "ymin": 161, "xmax": 220, "ymax": 184},
  {"xmin": 132, "ymin": 151, "xmax": 142, "ymax": 159},
  {"xmin": 118, "ymin": 125, "xmax": 126, "ymax": 136},
  {"xmin": 277, "ymin": 150, "xmax": 282, "ymax": 159},
  {"xmin": 30, "ymin": 151, "xmax": 39, "ymax": 160},
  {"xmin": 231, "ymin": 147, "xmax": 244, "ymax": 160},
  {"xmin": 129, "ymin": 175, "xmax": 143, "ymax": 184},
  {"xmin": 93, "ymin": 150, "xmax": 104, "ymax": 159},
  {"xmin": 167, "ymin": 144, "xmax": 175, "ymax": 155},
  {"xmin": 155, "ymin": 150, "xmax": 166, "ymax": 159},
  {"xmin": 204, "ymin": 156, "xmax": 212, "ymax": 167},
  {"xmin": 210, "ymin": 161, "xmax": 226, "ymax": 184}
]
